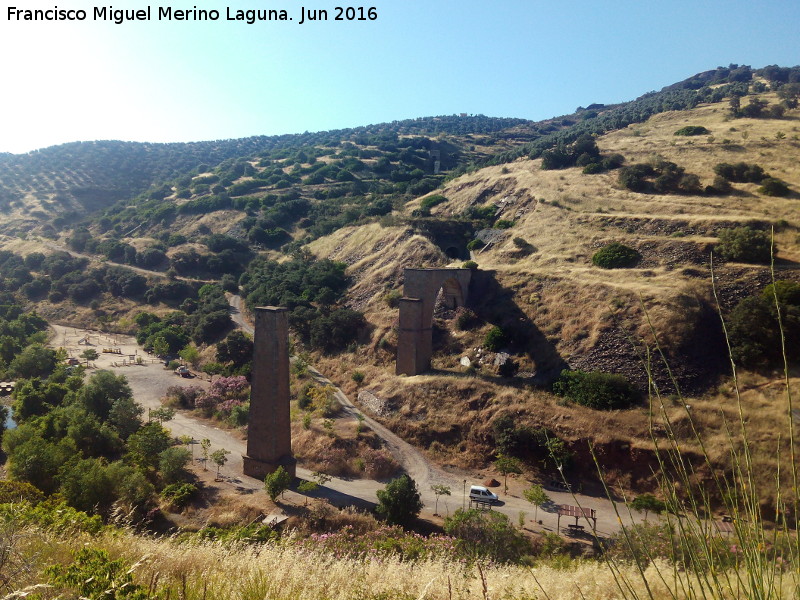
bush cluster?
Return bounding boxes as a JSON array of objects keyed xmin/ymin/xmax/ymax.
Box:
[
  {"xmin": 674, "ymin": 126, "xmax": 711, "ymax": 136},
  {"xmin": 618, "ymin": 159, "xmax": 701, "ymax": 194},
  {"xmin": 553, "ymin": 369, "xmax": 640, "ymax": 410},
  {"xmin": 592, "ymin": 242, "xmax": 641, "ymax": 269},
  {"xmin": 716, "ymin": 226, "xmax": 772, "ymax": 263}
]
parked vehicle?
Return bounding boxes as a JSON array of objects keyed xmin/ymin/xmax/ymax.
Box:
[
  {"xmin": 175, "ymin": 365, "xmax": 191, "ymax": 377},
  {"xmin": 469, "ymin": 485, "xmax": 499, "ymax": 504}
]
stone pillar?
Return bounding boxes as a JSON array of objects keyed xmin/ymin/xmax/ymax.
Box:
[
  {"xmin": 396, "ymin": 298, "xmax": 429, "ymax": 375},
  {"xmin": 243, "ymin": 307, "xmax": 296, "ymax": 480}
]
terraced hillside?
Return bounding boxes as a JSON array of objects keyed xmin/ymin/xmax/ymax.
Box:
[{"xmin": 305, "ymin": 90, "xmax": 800, "ymax": 500}]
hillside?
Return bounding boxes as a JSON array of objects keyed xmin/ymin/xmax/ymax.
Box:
[
  {"xmin": 0, "ymin": 64, "xmax": 798, "ymax": 505},
  {"xmin": 304, "ymin": 87, "xmax": 800, "ymax": 500}
]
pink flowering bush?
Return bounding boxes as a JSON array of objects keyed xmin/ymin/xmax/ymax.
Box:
[{"xmin": 194, "ymin": 376, "xmax": 250, "ymax": 418}]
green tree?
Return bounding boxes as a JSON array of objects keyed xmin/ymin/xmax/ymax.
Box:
[
  {"xmin": 158, "ymin": 447, "xmax": 192, "ymax": 484},
  {"xmin": 494, "ymin": 454, "xmax": 522, "ymax": 494},
  {"xmin": 630, "ymin": 493, "xmax": 666, "ymax": 520},
  {"xmin": 430, "ymin": 484, "xmax": 451, "ymax": 516},
  {"xmin": 216, "ymin": 330, "xmax": 253, "ymax": 369},
  {"xmin": 716, "ymin": 226, "xmax": 772, "ymax": 264},
  {"xmin": 78, "ymin": 371, "xmax": 133, "ymax": 421},
  {"xmin": 80, "ymin": 349, "xmax": 99, "ymax": 366},
  {"xmin": 264, "ymin": 465, "xmax": 292, "ymax": 502},
  {"xmin": 57, "ymin": 457, "xmax": 115, "ymax": 515},
  {"xmin": 376, "ymin": 474, "xmax": 423, "ymax": 528},
  {"xmin": 10, "ymin": 344, "xmax": 57, "ymax": 379},
  {"xmin": 107, "ymin": 397, "xmax": 143, "ymax": 440},
  {"xmin": 200, "ymin": 438, "xmax": 211, "ymax": 470},
  {"xmin": 179, "ymin": 344, "xmax": 201, "ymax": 368},
  {"xmin": 149, "ymin": 406, "xmax": 175, "ymax": 424},
  {"xmin": 126, "ymin": 423, "xmax": 171, "ymax": 471},
  {"xmin": 523, "ymin": 484, "xmax": 550, "ymax": 522},
  {"xmin": 210, "ymin": 448, "xmax": 231, "ymax": 479}
]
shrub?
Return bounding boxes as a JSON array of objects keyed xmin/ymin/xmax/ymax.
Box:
[
  {"xmin": 582, "ymin": 162, "xmax": 603, "ymax": 174},
  {"xmin": 351, "ymin": 371, "xmax": 365, "ymax": 385},
  {"xmin": 484, "ymin": 326, "xmax": 506, "ymax": 351},
  {"xmin": 46, "ymin": 547, "xmax": 149, "ymax": 600},
  {"xmin": 716, "ymin": 226, "xmax": 772, "ymax": 263},
  {"xmin": 462, "ymin": 260, "xmax": 478, "ymax": 270},
  {"xmin": 553, "ymin": 369, "xmax": 639, "ymax": 410},
  {"xmin": 713, "ymin": 162, "xmax": 766, "ymax": 183},
  {"xmin": 160, "ymin": 482, "xmax": 197, "ymax": 509},
  {"xmin": 383, "ymin": 289, "xmax": 402, "ymax": 308},
  {"xmin": 419, "ymin": 194, "xmax": 447, "ymax": 211},
  {"xmin": 759, "ymin": 177, "xmax": 790, "ymax": 197},
  {"xmin": 592, "ymin": 242, "xmax": 641, "ymax": 269},
  {"xmin": 466, "ymin": 239, "xmax": 485, "ymax": 251},
  {"xmin": 454, "ymin": 307, "xmax": 479, "ymax": 330},
  {"xmin": 298, "ymin": 382, "xmax": 315, "ymax": 410},
  {"xmin": 443, "ymin": 508, "xmax": 531, "ymax": 563},
  {"xmin": 0, "ymin": 479, "xmax": 44, "ymax": 504},
  {"xmin": 674, "ymin": 126, "xmax": 711, "ymax": 136}
]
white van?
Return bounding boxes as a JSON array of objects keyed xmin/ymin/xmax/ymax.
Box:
[{"xmin": 469, "ymin": 485, "xmax": 499, "ymax": 504}]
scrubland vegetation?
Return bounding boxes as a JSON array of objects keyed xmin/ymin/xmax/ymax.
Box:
[{"xmin": 1, "ymin": 64, "xmax": 800, "ymax": 597}]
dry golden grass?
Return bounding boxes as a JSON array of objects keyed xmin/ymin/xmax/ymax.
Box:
[{"xmin": 12, "ymin": 526, "xmax": 797, "ymax": 600}]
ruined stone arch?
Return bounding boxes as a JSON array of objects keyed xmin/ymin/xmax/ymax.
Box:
[{"xmin": 396, "ymin": 268, "xmax": 472, "ymax": 375}]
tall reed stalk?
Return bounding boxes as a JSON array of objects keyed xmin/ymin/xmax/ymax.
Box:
[{"xmin": 586, "ymin": 240, "xmax": 799, "ymax": 599}]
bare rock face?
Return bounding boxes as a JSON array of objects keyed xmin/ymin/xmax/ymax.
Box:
[{"xmin": 484, "ymin": 478, "xmax": 500, "ymax": 488}]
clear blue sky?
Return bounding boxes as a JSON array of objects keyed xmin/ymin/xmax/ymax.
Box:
[{"xmin": 1, "ymin": 0, "xmax": 798, "ymax": 153}]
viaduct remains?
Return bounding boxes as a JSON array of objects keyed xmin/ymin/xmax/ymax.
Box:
[
  {"xmin": 396, "ymin": 268, "xmax": 472, "ymax": 376},
  {"xmin": 243, "ymin": 307, "xmax": 296, "ymax": 479}
]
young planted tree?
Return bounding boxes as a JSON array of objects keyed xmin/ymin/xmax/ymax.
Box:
[
  {"xmin": 431, "ymin": 484, "xmax": 452, "ymax": 516},
  {"xmin": 494, "ymin": 454, "xmax": 522, "ymax": 494},
  {"xmin": 264, "ymin": 466, "xmax": 292, "ymax": 502},
  {"xmin": 523, "ymin": 484, "xmax": 550, "ymax": 523},
  {"xmin": 210, "ymin": 448, "xmax": 231, "ymax": 480},
  {"xmin": 200, "ymin": 438, "xmax": 211, "ymax": 471}
]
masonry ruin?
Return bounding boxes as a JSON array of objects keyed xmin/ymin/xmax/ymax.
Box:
[
  {"xmin": 396, "ymin": 268, "xmax": 472, "ymax": 376},
  {"xmin": 243, "ymin": 307, "xmax": 296, "ymax": 479}
]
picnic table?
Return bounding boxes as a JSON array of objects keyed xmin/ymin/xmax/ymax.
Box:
[{"xmin": 557, "ymin": 504, "xmax": 596, "ymax": 534}]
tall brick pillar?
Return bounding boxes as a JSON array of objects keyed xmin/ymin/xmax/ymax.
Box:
[
  {"xmin": 242, "ymin": 307, "xmax": 296, "ymax": 480},
  {"xmin": 396, "ymin": 298, "xmax": 429, "ymax": 375}
]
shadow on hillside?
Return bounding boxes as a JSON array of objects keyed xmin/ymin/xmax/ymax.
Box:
[{"xmin": 467, "ymin": 270, "xmax": 568, "ymax": 385}]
